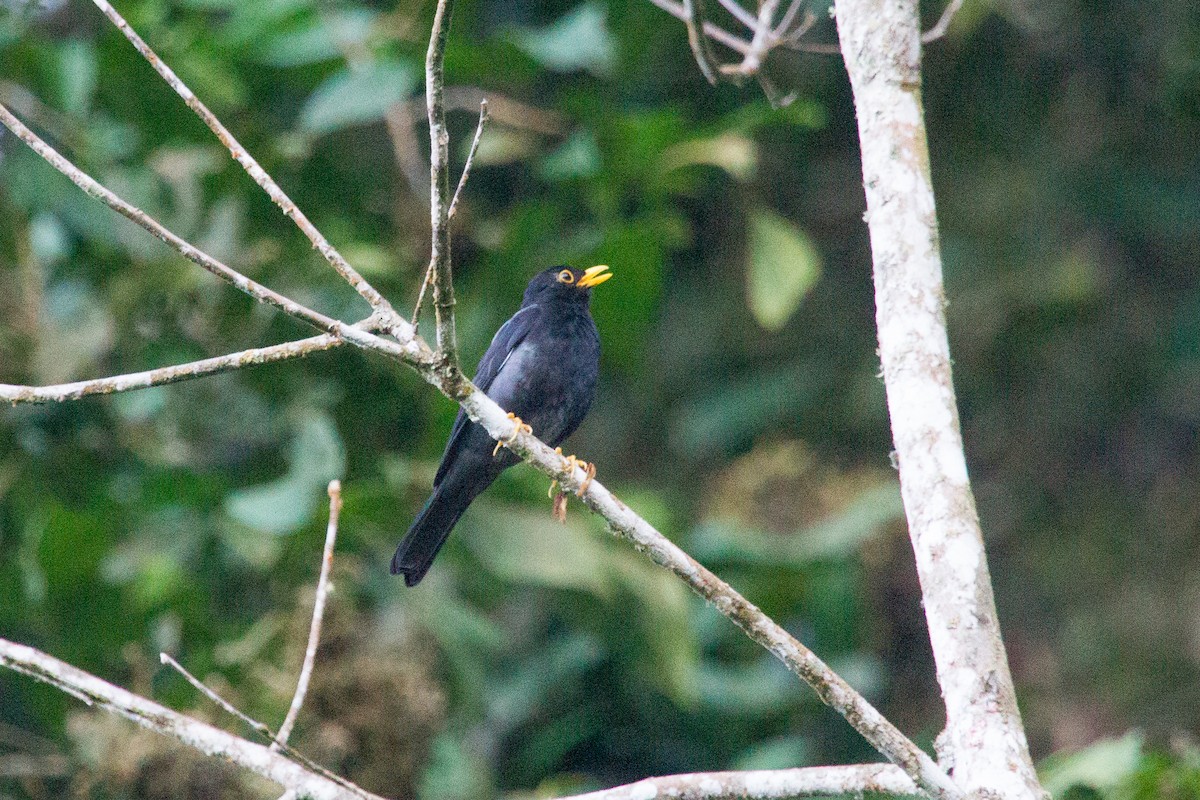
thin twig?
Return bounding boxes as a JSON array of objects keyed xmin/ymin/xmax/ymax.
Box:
[
  {"xmin": 448, "ymin": 99, "xmax": 489, "ymax": 222},
  {"xmin": 714, "ymin": 0, "xmax": 759, "ymax": 31},
  {"xmin": 273, "ymin": 481, "xmax": 343, "ymax": 749},
  {"xmin": 921, "ymin": 0, "xmax": 964, "ymax": 43},
  {"xmin": 160, "ymin": 654, "xmax": 274, "ymax": 739},
  {"xmin": 559, "ymin": 764, "xmax": 919, "ymax": 800},
  {"xmin": 720, "ymin": 0, "xmax": 782, "ymax": 77},
  {"xmin": 0, "ymin": 637, "xmax": 380, "ymax": 800},
  {"xmin": 0, "ymin": 334, "xmax": 345, "ymax": 405},
  {"xmin": 89, "ymin": 0, "xmax": 399, "ymax": 323},
  {"xmin": 0, "ymin": 102, "xmax": 430, "ymax": 369},
  {"xmin": 0, "ymin": 104, "xmax": 343, "ymax": 340},
  {"xmin": 158, "ymin": 654, "xmax": 369, "ymax": 798},
  {"xmin": 683, "ymin": 0, "xmax": 722, "ymax": 85},
  {"xmin": 426, "ymin": 0, "xmax": 459, "ymax": 363},
  {"xmin": 414, "ymin": 100, "xmax": 488, "ymax": 331},
  {"xmin": 645, "ymin": 0, "xmax": 753, "ymax": 54},
  {"xmin": 774, "ymin": 0, "xmax": 806, "ymax": 37}
]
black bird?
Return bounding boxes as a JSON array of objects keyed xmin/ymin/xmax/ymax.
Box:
[{"xmin": 391, "ymin": 265, "xmax": 613, "ymax": 586}]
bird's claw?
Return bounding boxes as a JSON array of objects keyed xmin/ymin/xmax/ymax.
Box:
[
  {"xmin": 558, "ymin": 449, "xmax": 596, "ymax": 497},
  {"xmin": 493, "ymin": 412, "xmax": 532, "ymax": 457}
]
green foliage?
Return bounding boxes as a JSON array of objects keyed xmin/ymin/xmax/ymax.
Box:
[{"xmin": 3, "ymin": 0, "xmax": 1200, "ymax": 798}]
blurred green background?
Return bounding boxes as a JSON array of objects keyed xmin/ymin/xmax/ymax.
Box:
[{"xmin": 3, "ymin": 0, "xmax": 1200, "ymax": 798}]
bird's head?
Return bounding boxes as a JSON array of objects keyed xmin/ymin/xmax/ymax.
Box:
[{"xmin": 523, "ymin": 265, "xmax": 613, "ymax": 306}]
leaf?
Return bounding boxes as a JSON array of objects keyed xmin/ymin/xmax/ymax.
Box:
[
  {"xmin": 746, "ymin": 209, "xmax": 822, "ymax": 331},
  {"xmin": 224, "ymin": 411, "xmax": 345, "ymax": 535},
  {"xmin": 1040, "ymin": 731, "xmax": 1145, "ymax": 796},
  {"xmin": 299, "ymin": 60, "xmax": 418, "ymax": 135},
  {"xmin": 251, "ymin": 8, "xmax": 376, "ymax": 67},
  {"xmin": 464, "ymin": 502, "xmax": 613, "ymax": 598},
  {"xmin": 660, "ymin": 133, "xmax": 758, "ymax": 181},
  {"xmin": 57, "ymin": 39, "xmax": 96, "ymax": 116},
  {"xmin": 538, "ymin": 130, "xmax": 602, "ymax": 181},
  {"xmin": 510, "ymin": 3, "xmax": 616, "ymax": 77}
]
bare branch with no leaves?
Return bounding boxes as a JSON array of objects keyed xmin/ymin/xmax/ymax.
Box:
[
  {"xmin": 834, "ymin": 0, "xmax": 1044, "ymax": 797},
  {"xmin": 274, "ymin": 481, "xmax": 344, "ymax": 749},
  {"xmin": 425, "ymin": 0, "xmax": 460, "ymax": 363},
  {"xmin": 89, "ymin": 0, "xmax": 400, "ymax": 325},
  {"xmin": 414, "ymin": 98, "xmax": 489, "ymax": 332},
  {"xmin": 0, "ymin": 638, "xmax": 383, "ymax": 800},
  {"xmin": 560, "ymin": 764, "xmax": 920, "ymax": 800}
]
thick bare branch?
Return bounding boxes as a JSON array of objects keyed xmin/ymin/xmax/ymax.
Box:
[
  {"xmin": 274, "ymin": 481, "xmax": 343, "ymax": 749},
  {"xmin": 560, "ymin": 764, "xmax": 919, "ymax": 800},
  {"xmin": 425, "ymin": 0, "xmax": 459, "ymax": 363},
  {"xmin": 158, "ymin": 653, "xmax": 366, "ymax": 795},
  {"xmin": 0, "ymin": 638, "xmax": 384, "ymax": 800},
  {"xmin": 89, "ymin": 0, "xmax": 399, "ymax": 323},
  {"xmin": 0, "ymin": 334, "xmax": 345, "ymax": 405},
  {"xmin": 834, "ymin": 1, "xmax": 1044, "ymax": 798},
  {"xmin": 437, "ymin": 384, "xmax": 961, "ymax": 800}
]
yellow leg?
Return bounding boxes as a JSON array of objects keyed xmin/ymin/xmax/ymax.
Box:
[
  {"xmin": 560, "ymin": 452, "xmax": 596, "ymax": 497},
  {"xmin": 492, "ymin": 412, "xmax": 532, "ymax": 457}
]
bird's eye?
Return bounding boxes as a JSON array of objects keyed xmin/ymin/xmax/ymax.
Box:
[{"xmin": 557, "ymin": 270, "xmax": 575, "ymax": 284}]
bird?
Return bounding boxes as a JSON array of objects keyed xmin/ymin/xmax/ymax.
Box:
[{"xmin": 391, "ymin": 264, "xmax": 613, "ymax": 586}]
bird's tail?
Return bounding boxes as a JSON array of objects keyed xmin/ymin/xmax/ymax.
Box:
[{"xmin": 390, "ymin": 485, "xmax": 472, "ymax": 587}]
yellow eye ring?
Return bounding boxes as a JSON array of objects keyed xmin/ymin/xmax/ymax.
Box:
[{"xmin": 558, "ymin": 269, "xmax": 575, "ymax": 284}]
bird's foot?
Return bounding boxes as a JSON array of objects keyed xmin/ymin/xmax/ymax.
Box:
[
  {"xmin": 493, "ymin": 412, "xmax": 532, "ymax": 457},
  {"xmin": 556, "ymin": 448, "xmax": 596, "ymax": 497}
]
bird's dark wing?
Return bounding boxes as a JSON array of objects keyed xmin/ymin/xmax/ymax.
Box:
[{"xmin": 434, "ymin": 304, "xmax": 540, "ymax": 486}]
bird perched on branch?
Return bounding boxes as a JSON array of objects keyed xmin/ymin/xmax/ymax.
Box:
[{"xmin": 391, "ymin": 265, "xmax": 613, "ymax": 586}]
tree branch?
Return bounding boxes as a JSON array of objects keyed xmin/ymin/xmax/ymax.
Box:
[
  {"xmin": 0, "ymin": 331, "xmax": 370, "ymax": 405},
  {"xmin": 274, "ymin": 480, "xmax": 343, "ymax": 749},
  {"xmin": 448, "ymin": 99, "xmax": 488, "ymax": 223},
  {"xmin": 0, "ymin": 102, "xmax": 430, "ymax": 370},
  {"xmin": 89, "ymin": 0, "xmax": 400, "ymax": 325},
  {"xmin": 683, "ymin": 0, "xmax": 722, "ymax": 85},
  {"xmin": 645, "ymin": 0, "xmax": 753, "ymax": 55},
  {"xmin": 414, "ymin": 98, "xmax": 488, "ymax": 333},
  {"xmin": 1, "ymin": 8, "xmax": 973, "ymax": 798},
  {"xmin": 833, "ymin": 1, "xmax": 1044, "ymax": 798},
  {"xmin": 442, "ymin": 385, "xmax": 961, "ymax": 800},
  {"xmin": 921, "ymin": 0, "xmax": 964, "ymax": 43},
  {"xmin": 425, "ymin": 0, "xmax": 459, "ymax": 364},
  {"xmin": 559, "ymin": 764, "xmax": 919, "ymax": 800},
  {"xmin": 0, "ymin": 638, "xmax": 385, "ymax": 800}
]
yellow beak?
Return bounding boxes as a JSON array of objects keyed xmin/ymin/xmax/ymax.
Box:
[{"xmin": 577, "ymin": 264, "xmax": 613, "ymax": 288}]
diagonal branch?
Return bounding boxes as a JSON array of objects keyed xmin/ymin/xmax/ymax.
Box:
[
  {"xmin": 89, "ymin": 0, "xmax": 399, "ymax": 324},
  {"xmin": 560, "ymin": 764, "xmax": 919, "ymax": 800},
  {"xmin": 3, "ymin": 10, "xmax": 969, "ymax": 798},
  {"xmin": 0, "ymin": 102, "xmax": 431, "ymax": 370},
  {"xmin": 0, "ymin": 638, "xmax": 384, "ymax": 800},
  {"xmin": 425, "ymin": 0, "xmax": 459, "ymax": 364},
  {"xmin": 274, "ymin": 481, "xmax": 343, "ymax": 749},
  {"xmin": 438, "ymin": 383, "xmax": 961, "ymax": 800}
]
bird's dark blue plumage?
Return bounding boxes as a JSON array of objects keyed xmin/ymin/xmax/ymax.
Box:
[{"xmin": 391, "ymin": 265, "xmax": 610, "ymax": 586}]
